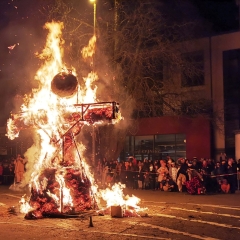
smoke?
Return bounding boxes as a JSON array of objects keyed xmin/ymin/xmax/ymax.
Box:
[
  {"xmin": 0, "ymin": 1, "xmax": 48, "ymax": 126},
  {"xmin": 9, "ymin": 131, "xmax": 40, "ymax": 190},
  {"xmin": 21, "ymin": 132, "xmax": 41, "ymax": 186},
  {"xmin": 94, "ymin": 53, "xmax": 136, "ymax": 129}
]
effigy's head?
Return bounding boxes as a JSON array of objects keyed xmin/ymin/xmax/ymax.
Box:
[{"xmin": 51, "ymin": 72, "xmax": 78, "ymax": 98}]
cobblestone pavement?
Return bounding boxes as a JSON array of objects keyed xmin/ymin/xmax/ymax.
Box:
[{"xmin": 0, "ymin": 185, "xmax": 240, "ymax": 240}]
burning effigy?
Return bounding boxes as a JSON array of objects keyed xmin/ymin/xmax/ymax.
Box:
[{"xmin": 6, "ymin": 22, "xmax": 144, "ymax": 219}]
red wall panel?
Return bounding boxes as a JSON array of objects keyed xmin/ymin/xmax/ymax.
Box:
[{"xmin": 134, "ymin": 116, "xmax": 211, "ymax": 159}]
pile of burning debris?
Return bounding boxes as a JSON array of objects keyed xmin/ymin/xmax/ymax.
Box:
[{"xmin": 24, "ymin": 168, "xmax": 94, "ymax": 219}]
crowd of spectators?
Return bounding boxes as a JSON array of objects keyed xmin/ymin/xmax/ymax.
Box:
[
  {"xmin": 95, "ymin": 154, "xmax": 240, "ymax": 195},
  {"xmin": 1, "ymin": 153, "xmax": 239, "ymax": 195},
  {"xmin": 0, "ymin": 154, "xmax": 26, "ymax": 185},
  {"xmin": 0, "ymin": 157, "xmax": 15, "ymax": 185}
]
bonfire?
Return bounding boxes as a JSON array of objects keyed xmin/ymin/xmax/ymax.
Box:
[{"xmin": 7, "ymin": 22, "xmax": 143, "ymax": 219}]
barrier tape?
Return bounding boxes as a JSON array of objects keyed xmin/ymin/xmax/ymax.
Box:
[
  {"xmin": 207, "ymin": 172, "xmax": 239, "ymax": 178},
  {"xmin": 103, "ymin": 170, "xmax": 240, "ymax": 178}
]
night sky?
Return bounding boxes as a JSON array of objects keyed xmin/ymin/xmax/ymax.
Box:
[
  {"xmin": 191, "ymin": 0, "xmax": 239, "ymax": 33},
  {"xmin": 0, "ymin": 0, "xmax": 239, "ymax": 126},
  {"xmin": 0, "ymin": 0, "xmax": 50, "ymax": 125},
  {"xmin": 0, "ymin": 0, "xmax": 93, "ymax": 126}
]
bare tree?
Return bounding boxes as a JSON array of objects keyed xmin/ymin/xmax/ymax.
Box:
[
  {"xmin": 45, "ymin": 0, "xmax": 217, "ymax": 161},
  {"xmin": 98, "ymin": 0, "xmax": 213, "ymax": 117}
]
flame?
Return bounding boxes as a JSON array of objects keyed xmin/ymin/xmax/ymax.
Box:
[
  {"xmin": 6, "ymin": 21, "xmax": 140, "ymax": 217},
  {"xmin": 19, "ymin": 195, "xmax": 33, "ymax": 214},
  {"xmin": 55, "ymin": 171, "xmax": 73, "ymax": 212},
  {"xmin": 81, "ymin": 35, "xmax": 96, "ymax": 59},
  {"xmin": 98, "ymin": 183, "xmax": 145, "ymax": 215}
]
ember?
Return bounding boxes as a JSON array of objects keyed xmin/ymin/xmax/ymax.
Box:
[{"xmin": 25, "ymin": 168, "xmax": 94, "ymax": 219}]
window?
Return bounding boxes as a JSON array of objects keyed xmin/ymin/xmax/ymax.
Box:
[
  {"xmin": 134, "ymin": 135, "xmax": 154, "ymax": 160},
  {"xmin": 181, "ymin": 100, "xmax": 196, "ymax": 115},
  {"xmin": 181, "ymin": 51, "xmax": 204, "ymax": 87},
  {"xmin": 155, "ymin": 134, "xmax": 186, "ymax": 160},
  {"xmin": 121, "ymin": 134, "xmax": 186, "ymax": 161},
  {"xmin": 120, "ymin": 136, "xmax": 134, "ymax": 161}
]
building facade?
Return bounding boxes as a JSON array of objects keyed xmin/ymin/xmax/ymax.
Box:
[{"xmin": 122, "ymin": 31, "xmax": 240, "ymax": 161}]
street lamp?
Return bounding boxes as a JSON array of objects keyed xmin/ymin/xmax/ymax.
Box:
[
  {"xmin": 90, "ymin": 0, "xmax": 97, "ymax": 165},
  {"xmin": 90, "ymin": 0, "xmax": 96, "ymax": 35}
]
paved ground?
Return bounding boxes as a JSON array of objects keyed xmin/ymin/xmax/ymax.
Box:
[{"xmin": 0, "ymin": 185, "xmax": 240, "ymax": 240}]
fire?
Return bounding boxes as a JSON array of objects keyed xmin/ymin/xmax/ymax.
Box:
[
  {"xmin": 19, "ymin": 195, "xmax": 32, "ymax": 214},
  {"xmin": 6, "ymin": 21, "xmax": 142, "ymax": 218},
  {"xmin": 98, "ymin": 183, "xmax": 144, "ymax": 217},
  {"xmin": 81, "ymin": 35, "xmax": 96, "ymax": 59}
]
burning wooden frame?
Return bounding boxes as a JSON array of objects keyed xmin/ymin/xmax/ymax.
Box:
[{"xmin": 16, "ymin": 101, "xmax": 120, "ymax": 219}]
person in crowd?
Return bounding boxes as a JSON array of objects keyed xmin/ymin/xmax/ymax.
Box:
[
  {"xmin": 220, "ymin": 153, "xmax": 227, "ymax": 162},
  {"xmin": 120, "ymin": 161, "xmax": 127, "ymax": 184},
  {"xmin": 191, "ymin": 159, "xmax": 199, "ymax": 171},
  {"xmin": 237, "ymin": 159, "xmax": 240, "ymax": 188},
  {"xmin": 220, "ymin": 159, "xmax": 227, "ymax": 173},
  {"xmin": 186, "ymin": 167, "xmax": 205, "ymax": 194},
  {"xmin": 143, "ymin": 170, "xmax": 150, "ymax": 189},
  {"xmin": 163, "ymin": 175, "xmax": 178, "ymax": 192},
  {"xmin": 137, "ymin": 164, "xmax": 144, "ymax": 189},
  {"xmin": 226, "ymin": 158, "xmax": 237, "ymax": 194},
  {"xmin": 132, "ymin": 162, "xmax": 138, "ymax": 189},
  {"xmin": 101, "ymin": 164, "xmax": 109, "ymax": 187},
  {"xmin": 132, "ymin": 157, "xmax": 137, "ymax": 167},
  {"xmin": 237, "ymin": 159, "xmax": 240, "ymax": 171},
  {"xmin": 169, "ymin": 161, "xmax": 178, "ymax": 183},
  {"xmin": 126, "ymin": 162, "xmax": 135, "ymax": 188},
  {"xmin": 167, "ymin": 157, "xmax": 173, "ymax": 169},
  {"xmin": 166, "ymin": 156, "xmax": 173, "ymax": 165},
  {"xmin": 201, "ymin": 159, "xmax": 212, "ymax": 175},
  {"xmin": 142, "ymin": 158, "xmax": 149, "ymax": 172},
  {"xmin": 109, "ymin": 160, "xmax": 117, "ymax": 183},
  {"xmin": 187, "ymin": 159, "xmax": 193, "ymax": 168},
  {"xmin": 221, "ymin": 179, "xmax": 230, "ymax": 193},
  {"xmin": 154, "ymin": 160, "xmax": 160, "ymax": 168},
  {"xmin": 206, "ymin": 159, "xmax": 215, "ymax": 171},
  {"xmin": 213, "ymin": 161, "xmax": 224, "ymax": 192},
  {"xmin": 201, "ymin": 159, "xmax": 214, "ymax": 192},
  {"xmin": 2, "ymin": 160, "xmax": 10, "ymax": 184},
  {"xmin": 176, "ymin": 158, "xmax": 188, "ymax": 192},
  {"xmin": 157, "ymin": 160, "xmax": 168, "ymax": 190},
  {"xmin": 213, "ymin": 162, "xmax": 224, "ymax": 192},
  {"xmin": 114, "ymin": 161, "xmax": 122, "ymax": 183},
  {"xmin": 8, "ymin": 158, "xmax": 15, "ymax": 184},
  {"xmin": 125, "ymin": 161, "xmax": 129, "ymax": 171},
  {"xmin": 154, "ymin": 165, "xmax": 160, "ymax": 190},
  {"xmin": 113, "ymin": 160, "xmax": 118, "ymax": 170},
  {"xmin": 149, "ymin": 163, "xmax": 156, "ymax": 190},
  {"xmin": 108, "ymin": 160, "xmax": 113, "ymax": 172},
  {"xmin": 14, "ymin": 154, "xmax": 27, "ymax": 184},
  {"xmin": 106, "ymin": 171, "xmax": 113, "ymax": 186}
]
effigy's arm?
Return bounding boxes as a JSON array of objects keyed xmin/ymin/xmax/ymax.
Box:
[
  {"xmin": 6, "ymin": 101, "xmax": 121, "ymax": 140},
  {"xmin": 73, "ymin": 101, "xmax": 120, "ymax": 124}
]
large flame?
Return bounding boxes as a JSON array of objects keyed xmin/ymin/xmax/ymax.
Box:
[{"xmin": 7, "ymin": 21, "xmax": 142, "ymax": 217}]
